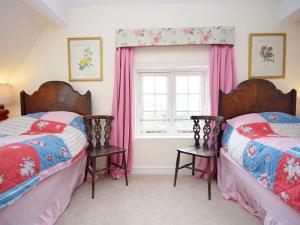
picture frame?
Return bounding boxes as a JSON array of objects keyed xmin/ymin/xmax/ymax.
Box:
[
  {"xmin": 68, "ymin": 37, "xmax": 103, "ymax": 81},
  {"xmin": 248, "ymin": 33, "xmax": 286, "ymax": 79}
]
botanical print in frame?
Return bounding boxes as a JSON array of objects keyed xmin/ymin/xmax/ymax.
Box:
[
  {"xmin": 248, "ymin": 33, "xmax": 286, "ymax": 79},
  {"xmin": 68, "ymin": 37, "xmax": 103, "ymax": 81}
]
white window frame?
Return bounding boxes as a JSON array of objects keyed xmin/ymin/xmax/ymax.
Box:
[
  {"xmin": 138, "ymin": 72, "xmax": 171, "ymax": 134},
  {"xmin": 135, "ymin": 63, "xmax": 210, "ymax": 138}
]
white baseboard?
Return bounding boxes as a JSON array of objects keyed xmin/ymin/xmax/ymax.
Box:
[{"xmin": 131, "ymin": 166, "xmax": 190, "ymax": 175}]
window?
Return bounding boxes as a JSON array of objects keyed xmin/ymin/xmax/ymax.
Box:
[{"xmin": 135, "ymin": 65, "xmax": 209, "ymax": 137}]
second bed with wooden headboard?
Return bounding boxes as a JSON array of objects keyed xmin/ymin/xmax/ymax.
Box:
[
  {"xmin": 217, "ymin": 79, "xmax": 300, "ymax": 225},
  {"xmin": 218, "ymin": 79, "xmax": 296, "ymax": 120}
]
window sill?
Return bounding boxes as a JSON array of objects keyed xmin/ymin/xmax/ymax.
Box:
[{"xmin": 134, "ymin": 135, "xmax": 194, "ymax": 140}]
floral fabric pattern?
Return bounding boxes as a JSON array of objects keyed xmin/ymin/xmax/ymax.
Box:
[
  {"xmin": 0, "ymin": 111, "xmax": 87, "ymax": 210},
  {"xmin": 222, "ymin": 112, "xmax": 300, "ymax": 213},
  {"xmin": 116, "ymin": 26, "xmax": 235, "ymax": 47},
  {"xmin": 19, "ymin": 157, "xmax": 36, "ymax": 177}
]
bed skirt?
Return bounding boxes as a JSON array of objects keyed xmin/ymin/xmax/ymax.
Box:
[
  {"xmin": 0, "ymin": 154, "xmax": 87, "ymax": 225},
  {"xmin": 218, "ymin": 150, "xmax": 300, "ymax": 225}
]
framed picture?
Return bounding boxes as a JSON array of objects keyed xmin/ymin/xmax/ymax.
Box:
[
  {"xmin": 68, "ymin": 37, "xmax": 103, "ymax": 81},
  {"xmin": 248, "ymin": 33, "xmax": 286, "ymax": 79}
]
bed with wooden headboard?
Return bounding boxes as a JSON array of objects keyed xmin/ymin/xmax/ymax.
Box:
[
  {"xmin": 217, "ymin": 79, "xmax": 299, "ymax": 225},
  {"xmin": 20, "ymin": 80, "xmax": 92, "ymax": 115},
  {"xmin": 218, "ymin": 79, "xmax": 296, "ymax": 121},
  {"xmin": 0, "ymin": 81, "xmax": 92, "ymax": 225}
]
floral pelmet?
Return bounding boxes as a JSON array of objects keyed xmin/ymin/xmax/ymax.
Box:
[{"xmin": 115, "ymin": 26, "xmax": 235, "ymax": 47}]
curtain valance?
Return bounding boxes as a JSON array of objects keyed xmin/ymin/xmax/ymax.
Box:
[{"xmin": 116, "ymin": 26, "xmax": 235, "ymax": 47}]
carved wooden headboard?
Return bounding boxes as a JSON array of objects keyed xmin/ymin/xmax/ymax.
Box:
[
  {"xmin": 20, "ymin": 81, "xmax": 92, "ymax": 115},
  {"xmin": 218, "ymin": 79, "xmax": 296, "ymax": 120}
]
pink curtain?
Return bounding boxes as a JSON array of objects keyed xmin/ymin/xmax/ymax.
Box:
[
  {"xmin": 209, "ymin": 45, "xmax": 237, "ymax": 115},
  {"xmin": 110, "ymin": 47, "xmax": 134, "ymax": 179},
  {"xmin": 196, "ymin": 44, "xmax": 237, "ymax": 178}
]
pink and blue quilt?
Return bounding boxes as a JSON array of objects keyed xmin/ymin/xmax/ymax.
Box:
[
  {"xmin": 222, "ymin": 112, "xmax": 300, "ymax": 213},
  {"xmin": 0, "ymin": 111, "xmax": 87, "ymax": 210}
]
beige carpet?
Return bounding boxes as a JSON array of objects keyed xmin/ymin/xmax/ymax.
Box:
[{"xmin": 55, "ymin": 175, "xmax": 262, "ymax": 225}]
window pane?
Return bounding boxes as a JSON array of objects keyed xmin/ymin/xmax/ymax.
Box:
[
  {"xmin": 175, "ymin": 120, "xmax": 193, "ymax": 132},
  {"xmin": 189, "ymin": 76, "xmax": 201, "ymax": 94},
  {"xmin": 142, "ymin": 76, "xmax": 154, "ymax": 93},
  {"xmin": 175, "ymin": 111, "xmax": 189, "ymax": 120},
  {"xmin": 140, "ymin": 121, "xmax": 168, "ymax": 133},
  {"xmin": 188, "ymin": 94, "xmax": 201, "ymax": 111},
  {"xmin": 137, "ymin": 69, "xmax": 208, "ymax": 136},
  {"xmin": 140, "ymin": 121, "xmax": 156, "ymax": 132},
  {"xmin": 156, "ymin": 94, "xmax": 167, "ymax": 111},
  {"xmin": 176, "ymin": 94, "xmax": 188, "ymax": 111},
  {"xmin": 175, "ymin": 111, "xmax": 193, "ymax": 132},
  {"xmin": 155, "ymin": 76, "xmax": 167, "ymax": 94},
  {"xmin": 156, "ymin": 111, "xmax": 168, "ymax": 120},
  {"xmin": 143, "ymin": 94, "xmax": 155, "ymax": 111},
  {"xmin": 189, "ymin": 111, "xmax": 201, "ymax": 117},
  {"xmin": 176, "ymin": 76, "xmax": 188, "ymax": 93},
  {"xmin": 155, "ymin": 121, "xmax": 168, "ymax": 130},
  {"xmin": 142, "ymin": 112, "xmax": 155, "ymax": 120}
]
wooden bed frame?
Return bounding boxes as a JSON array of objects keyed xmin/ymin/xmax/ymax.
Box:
[
  {"xmin": 20, "ymin": 81, "xmax": 92, "ymax": 115},
  {"xmin": 1, "ymin": 81, "xmax": 91, "ymax": 225},
  {"xmin": 217, "ymin": 80, "xmax": 299, "ymax": 225},
  {"xmin": 218, "ymin": 79, "xmax": 297, "ymax": 120}
]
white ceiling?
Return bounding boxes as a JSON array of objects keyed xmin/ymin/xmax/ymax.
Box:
[
  {"xmin": 0, "ymin": 0, "xmax": 47, "ymax": 77},
  {"xmin": 64, "ymin": 0, "xmax": 278, "ymax": 7}
]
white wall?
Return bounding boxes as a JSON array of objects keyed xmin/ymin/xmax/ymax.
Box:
[{"xmin": 8, "ymin": 1, "xmax": 300, "ymax": 173}]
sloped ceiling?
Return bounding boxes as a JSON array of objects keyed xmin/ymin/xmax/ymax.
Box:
[
  {"xmin": 279, "ymin": 0, "xmax": 300, "ymax": 23},
  {"xmin": 0, "ymin": 0, "xmax": 47, "ymax": 80}
]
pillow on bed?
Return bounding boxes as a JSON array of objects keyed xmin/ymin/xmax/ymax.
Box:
[
  {"xmin": 0, "ymin": 111, "xmax": 84, "ymax": 136},
  {"xmin": 224, "ymin": 112, "xmax": 300, "ymax": 140}
]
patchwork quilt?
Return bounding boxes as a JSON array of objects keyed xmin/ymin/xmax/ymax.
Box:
[
  {"xmin": 0, "ymin": 111, "xmax": 87, "ymax": 210},
  {"xmin": 222, "ymin": 112, "xmax": 300, "ymax": 213}
]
